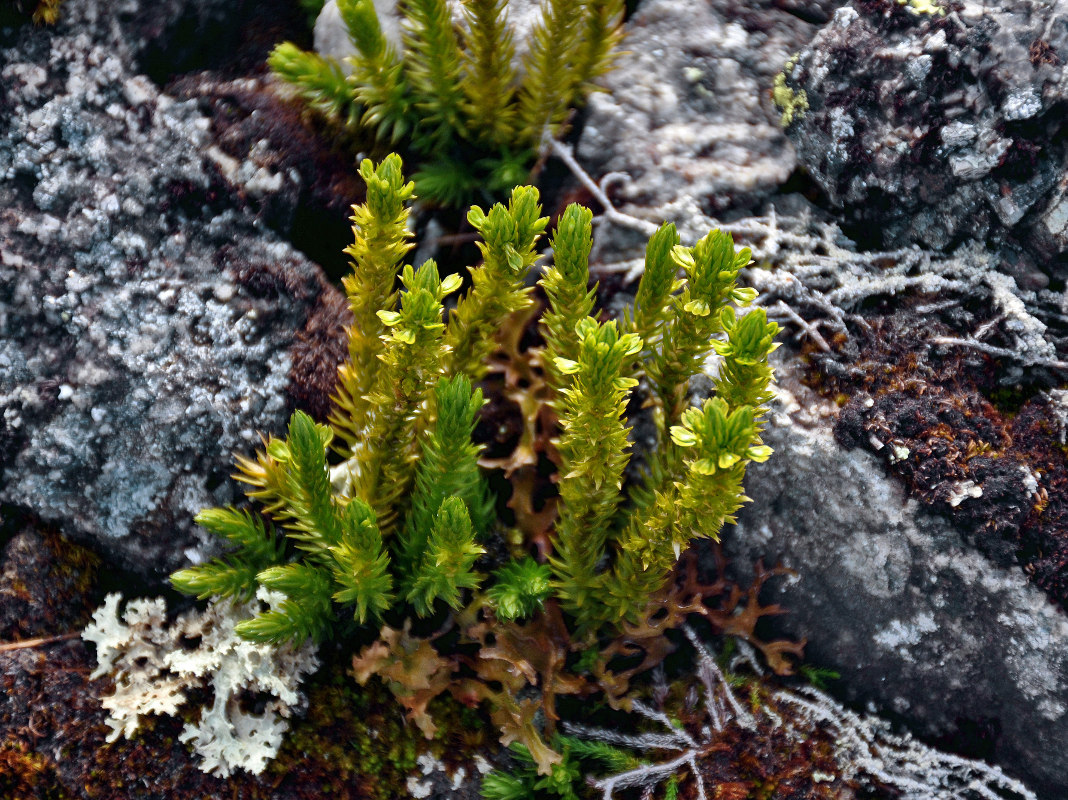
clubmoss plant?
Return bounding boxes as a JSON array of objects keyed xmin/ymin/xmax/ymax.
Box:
[
  {"xmin": 173, "ymin": 153, "xmax": 777, "ymax": 642},
  {"xmin": 268, "ymin": 0, "xmax": 625, "ymax": 205},
  {"xmin": 299, "ymin": 0, "xmax": 326, "ymax": 24},
  {"xmin": 171, "ymin": 153, "xmax": 778, "ymax": 768}
]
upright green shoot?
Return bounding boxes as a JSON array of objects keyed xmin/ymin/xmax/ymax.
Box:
[
  {"xmin": 548, "ymin": 319, "xmax": 641, "ymax": 631},
  {"xmin": 269, "ymin": 0, "xmax": 626, "ymax": 205},
  {"xmin": 444, "ymin": 187, "xmax": 548, "ymax": 379},
  {"xmin": 331, "ymin": 156, "xmax": 416, "ymax": 452}
]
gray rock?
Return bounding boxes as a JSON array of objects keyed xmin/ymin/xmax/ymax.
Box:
[
  {"xmin": 0, "ymin": 1, "xmax": 343, "ymax": 576},
  {"xmin": 726, "ymin": 351, "xmax": 1068, "ymax": 797},
  {"xmin": 577, "ymin": 0, "xmax": 849, "ymax": 220},
  {"xmin": 780, "ymin": 1, "xmax": 1068, "ymax": 278},
  {"xmin": 165, "ymin": 70, "xmax": 370, "ymax": 278}
]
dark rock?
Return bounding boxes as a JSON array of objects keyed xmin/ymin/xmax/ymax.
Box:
[
  {"xmin": 0, "ymin": 0, "xmax": 346, "ymax": 577},
  {"xmin": 781, "ymin": 1, "xmax": 1068, "ymax": 278},
  {"xmin": 29, "ymin": 0, "xmax": 254, "ymax": 80},
  {"xmin": 288, "ymin": 286, "xmax": 350, "ymax": 423},
  {"xmin": 118, "ymin": 0, "xmax": 237, "ymax": 79},
  {"xmin": 775, "ymin": 0, "xmax": 848, "ymax": 25}
]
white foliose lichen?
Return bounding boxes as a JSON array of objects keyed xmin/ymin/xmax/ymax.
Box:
[{"xmin": 82, "ymin": 587, "xmax": 319, "ymax": 777}]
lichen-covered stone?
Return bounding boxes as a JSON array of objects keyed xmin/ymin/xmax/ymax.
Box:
[
  {"xmin": 0, "ymin": 0, "xmax": 345, "ymax": 576},
  {"xmin": 166, "ymin": 72, "xmax": 370, "ymax": 281},
  {"xmin": 780, "ymin": 0, "xmax": 1068, "ymax": 282}
]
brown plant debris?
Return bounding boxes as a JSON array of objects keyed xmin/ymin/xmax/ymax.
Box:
[{"xmin": 350, "ymin": 549, "xmax": 802, "ymax": 776}]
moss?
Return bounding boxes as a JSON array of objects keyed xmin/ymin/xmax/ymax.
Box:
[
  {"xmin": 984, "ymin": 383, "xmax": 1042, "ymax": 417},
  {"xmin": 268, "ymin": 661, "xmax": 488, "ymax": 799},
  {"xmin": 0, "ymin": 739, "xmax": 66, "ymax": 800},
  {"xmin": 806, "ymin": 299, "xmax": 1068, "ymax": 613},
  {"xmin": 0, "ymin": 524, "xmax": 101, "ymax": 641}
]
